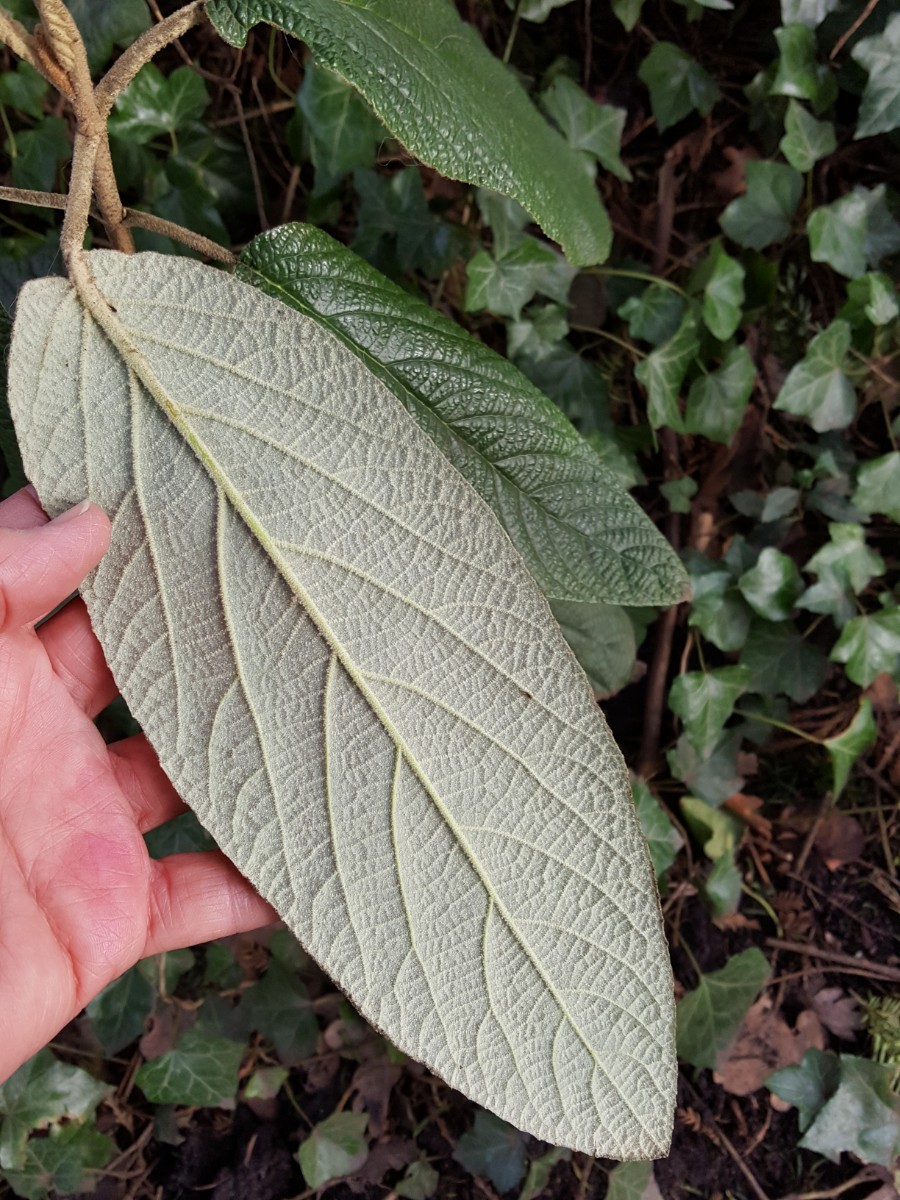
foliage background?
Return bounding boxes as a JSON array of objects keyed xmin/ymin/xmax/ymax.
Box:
[{"xmin": 0, "ymin": 0, "xmax": 898, "ymax": 1197}]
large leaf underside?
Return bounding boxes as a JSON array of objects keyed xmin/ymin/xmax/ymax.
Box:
[
  {"xmin": 238, "ymin": 224, "xmax": 688, "ymax": 607},
  {"xmin": 206, "ymin": 0, "xmax": 611, "ymax": 266},
  {"xmin": 9, "ymin": 253, "xmax": 675, "ymax": 1157}
]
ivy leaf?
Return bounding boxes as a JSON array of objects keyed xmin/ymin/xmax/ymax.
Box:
[
  {"xmin": 519, "ymin": 1147, "xmax": 570, "ymax": 1200},
  {"xmin": 704, "ymin": 852, "xmax": 742, "ymax": 916},
  {"xmin": 852, "ymin": 452, "xmax": 900, "ymax": 524},
  {"xmin": 65, "ymin": 0, "xmax": 150, "ymax": 73},
  {"xmin": 0, "ymin": 1124, "xmax": 115, "ymax": 1200},
  {"xmin": 697, "ymin": 243, "xmax": 745, "ymax": 341},
  {"xmin": 634, "ymin": 308, "xmax": 700, "ymax": 431},
  {"xmin": 780, "ymin": 99, "xmax": 836, "ymax": 171},
  {"xmin": 620, "ymin": 285, "xmax": 686, "ymax": 348},
  {"xmin": 720, "ymin": 162, "xmax": 803, "ymax": 250},
  {"xmin": 739, "ymin": 620, "xmax": 828, "ymax": 703},
  {"xmin": 738, "ymin": 547, "xmax": 804, "ymax": 621},
  {"xmin": 465, "ymin": 239, "xmax": 570, "ymax": 320},
  {"xmin": 676, "ymin": 948, "xmax": 771, "ymax": 1071},
  {"xmin": 454, "ymin": 1111, "xmax": 527, "ymax": 1194},
  {"xmin": 605, "ymin": 1160, "xmax": 663, "ymax": 1200},
  {"xmin": 773, "ymin": 320, "xmax": 856, "ymax": 432},
  {"xmin": 0, "ymin": 62, "xmax": 48, "ymax": 119},
  {"xmin": 10, "ymin": 117, "xmax": 70, "ymax": 194},
  {"xmin": 205, "ymin": 0, "xmax": 611, "ymax": 265},
  {"xmin": 634, "ymin": 781, "xmax": 683, "ymax": 882},
  {"xmin": 299, "ymin": 1112, "xmax": 369, "ymax": 1189},
  {"xmin": 612, "ymin": 0, "xmax": 645, "ymax": 31},
  {"xmin": 766, "ymin": 1047, "xmax": 841, "ymax": 1132},
  {"xmin": 86, "ymin": 964, "xmax": 155, "ymax": 1055},
  {"xmin": 296, "ymin": 62, "xmax": 386, "ymax": 194},
  {"xmin": 841, "ymin": 272, "xmax": 899, "ymax": 329},
  {"xmin": 780, "ymin": 0, "xmax": 840, "ymax": 27},
  {"xmin": 476, "ymin": 189, "xmax": 531, "ymax": 260},
  {"xmin": 549, "ymin": 600, "xmax": 637, "ymax": 697},
  {"xmin": 507, "ymin": 303, "xmax": 570, "ymax": 362},
  {"xmin": 0, "ymin": 1051, "xmax": 110, "ymax": 1172},
  {"xmin": 830, "ymin": 606, "xmax": 900, "ymax": 687},
  {"xmin": 515, "ymin": 0, "xmax": 575, "ymax": 20},
  {"xmin": 541, "ymin": 76, "xmax": 632, "ymax": 181},
  {"xmin": 135, "ymin": 1031, "xmax": 244, "ymax": 1107},
  {"xmin": 680, "ymin": 797, "xmax": 743, "ymax": 860},
  {"xmin": 10, "ymin": 253, "xmax": 677, "ymax": 1158},
  {"xmin": 352, "ymin": 168, "xmax": 457, "ymax": 275},
  {"xmin": 638, "ymin": 42, "xmax": 720, "ymax": 132},
  {"xmin": 852, "ymin": 12, "xmax": 900, "ymax": 139},
  {"xmin": 230, "ymin": 958, "xmax": 318, "ymax": 1065},
  {"xmin": 669, "ymin": 666, "xmax": 751, "ymax": 758},
  {"xmin": 824, "ymin": 697, "xmax": 877, "ymax": 799},
  {"xmin": 799, "ymin": 522, "xmax": 885, "ymax": 627},
  {"xmin": 685, "ymin": 557, "xmax": 752, "ymax": 653},
  {"xmin": 801, "ymin": 1055, "xmax": 900, "ymax": 1171},
  {"xmin": 240, "ymin": 225, "xmax": 686, "ymax": 608},
  {"xmin": 110, "ymin": 64, "xmax": 209, "ymax": 145},
  {"xmin": 684, "ymin": 345, "xmax": 755, "ymax": 444},
  {"xmin": 660, "ymin": 477, "xmax": 697, "ymax": 514},
  {"xmin": 808, "ymin": 192, "xmax": 868, "ymax": 279},
  {"xmin": 770, "ymin": 24, "xmax": 836, "ymax": 112},
  {"xmin": 396, "ymin": 1159, "xmax": 441, "ymax": 1200},
  {"xmin": 668, "ymin": 730, "xmax": 745, "ymax": 805}
]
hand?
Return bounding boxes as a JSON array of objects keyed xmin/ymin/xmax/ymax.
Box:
[{"xmin": 0, "ymin": 486, "xmax": 276, "ymax": 1081}]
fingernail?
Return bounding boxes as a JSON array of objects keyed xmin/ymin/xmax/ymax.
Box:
[{"xmin": 53, "ymin": 499, "xmax": 92, "ymax": 525}]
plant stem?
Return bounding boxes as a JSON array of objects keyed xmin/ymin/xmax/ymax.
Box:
[
  {"xmin": 121, "ymin": 209, "xmax": 237, "ymax": 264},
  {"xmin": 732, "ymin": 706, "xmax": 823, "ymax": 745},
  {"xmin": 94, "ymin": 1, "xmax": 206, "ymax": 116},
  {"xmin": 585, "ymin": 265, "xmax": 688, "ymax": 299},
  {"xmin": 60, "ymin": 129, "xmax": 99, "ymax": 266},
  {"xmin": 503, "ymin": 1, "xmax": 522, "ymax": 64},
  {"xmin": 569, "ymin": 322, "xmax": 646, "ymax": 358}
]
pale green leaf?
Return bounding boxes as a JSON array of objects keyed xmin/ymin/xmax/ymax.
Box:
[
  {"xmin": 243, "ymin": 1065, "xmax": 289, "ymax": 1100},
  {"xmin": 852, "ymin": 13, "xmax": 900, "ymax": 139},
  {"xmin": 465, "ymin": 239, "xmax": 569, "ymax": 320},
  {"xmin": 541, "ymin": 77, "xmax": 632, "ymax": 181},
  {"xmin": 807, "ymin": 192, "xmax": 868, "ymax": 279},
  {"xmin": 799, "ymin": 522, "xmax": 885, "ymax": 627},
  {"xmin": 205, "ymin": 0, "xmax": 611, "ymax": 264},
  {"xmin": 634, "ymin": 308, "xmax": 700, "ymax": 431},
  {"xmin": 684, "ymin": 345, "xmax": 755, "ymax": 443},
  {"xmin": 9, "ymin": 252, "xmax": 677, "ymax": 1158},
  {"xmin": 660, "ymin": 477, "xmax": 697, "ymax": 514},
  {"xmin": 830, "ymin": 606, "xmax": 900, "ymax": 687},
  {"xmin": 299, "ymin": 1112, "xmax": 369, "ymax": 1188},
  {"xmin": 680, "ymin": 797, "xmax": 742, "ymax": 859},
  {"xmin": 842, "ymin": 272, "xmax": 899, "ymax": 328},
  {"xmin": 738, "ymin": 547, "xmax": 804, "ymax": 621},
  {"xmin": 824, "ymin": 697, "xmax": 877, "ymax": 799},
  {"xmin": 605, "ymin": 1159, "xmax": 663, "ymax": 1200},
  {"xmin": 638, "ymin": 42, "xmax": 720, "ymax": 132},
  {"xmin": 397, "ymin": 1160, "xmax": 440, "ymax": 1200},
  {"xmin": 720, "ymin": 161, "xmax": 803, "ymax": 250},
  {"xmin": 770, "ymin": 24, "xmax": 836, "ymax": 112},
  {"xmin": 476, "ymin": 189, "xmax": 531, "ymax": 260},
  {"xmin": 549, "ymin": 600, "xmax": 637, "ymax": 698},
  {"xmin": 668, "ymin": 730, "xmax": 745, "ymax": 805},
  {"xmin": 853, "ymin": 452, "xmax": 900, "ymax": 524},
  {"xmin": 669, "ymin": 666, "xmax": 751, "ymax": 758},
  {"xmin": 518, "ymin": 1146, "xmax": 570, "ymax": 1200},
  {"xmin": 676, "ymin": 948, "xmax": 771, "ymax": 1070},
  {"xmin": 766, "ymin": 1047, "xmax": 840, "ymax": 1132},
  {"xmin": 698, "ymin": 243, "xmax": 745, "ymax": 341},
  {"xmin": 773, "ymin": 320, "xmax": 856, "ymax": 432},
  {"xmin": 780, "ymin": 100, "xmax": 836, "ymax": 172},
  {"xmin": 454, "ymin": 1111, "xmax": 526, "ymax": 1193},
  {"xmin": 514, "ymin": 0, "xmax": 574, "ymax": 20},
  {"xmin": 507, "ymin": 303, "xmax": 570, "ymax": 362},
  {"xmin": 633, "ymin": 781, "xmax": 683, "ymax": 882},
  {"xmin": 612, "ymin": 0, "xmax": 645, "ymax": 31},
  {"xmin": 801, "ymin": 1055, "xmax": 900, "ymax": 1171},
  {"xmin": 780, "ymin": 0, "xmax": 839, "ymax": 27},
  {"xmin": 239, "ymin": 225, "xmax": 686, "ymax": 607},
  {"xmin": 704, "ymin": 851, "xmax": 742, "ymax": 916},
  {"xmin": 135, "ymin": 1031, "xmax": 245, "ymax": 1107}
]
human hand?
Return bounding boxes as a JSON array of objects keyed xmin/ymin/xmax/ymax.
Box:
[{"xmin": 0, "ymin": 486, "xmax": 276, "ymax": 1081}]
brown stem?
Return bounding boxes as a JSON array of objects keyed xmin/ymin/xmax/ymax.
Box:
[
  {"xmin": 0, "ymin": 184, "xmax": 69, "ymax": 210},
  {"xmin": 60, "ymin": 129, "xmax": 99, "ymax": 266},
  {"xmin": 94, "ymin": 1, "xmax": 206, "ymax": 116},
  {"xmin": 93, "ymin": 133, "xmax": 134, "ymax": 252},
  {"xmin": 121, "ymin": 209, "xmax": 237, "ymax": 264},
  {"xmin": 765, "ymin": 937, "xmax": 900, "ymax": 983}
]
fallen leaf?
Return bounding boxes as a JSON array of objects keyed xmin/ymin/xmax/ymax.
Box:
[
  {"xmin": 351, "ymin": 1061, "xmax": 403, "ymax": 1138},
  {"xmin": 814, "ymin": 812, "xmax": 865, "ymax": 869},
  {"xmin": 810, "ymin": 987, "xmax": 862, "ymax": 1040},
  {"xmin": 715, "ymin": 995, "xmax": 825, "ymax": 1096},
  {"xmin": 724, "ymin": 793, "xmax": 773, "ymax": 839}
]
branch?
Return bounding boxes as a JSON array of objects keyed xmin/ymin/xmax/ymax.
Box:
[
  {"xmin": 0, "ymin": 185, "xmax": 69, "ymax": 210},
  {"xmin": 94, "ymin": 1, "xmax": 206, "ymax": 116}
]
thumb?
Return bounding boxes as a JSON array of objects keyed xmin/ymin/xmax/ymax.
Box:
[{"xmin": 0, "ymin": 500, "xmax": 111, "ymax": 631}]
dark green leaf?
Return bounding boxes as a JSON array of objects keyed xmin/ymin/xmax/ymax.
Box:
[
  {"xmin": 634, "ymin": 781, "xmax": 683, "ymax": 881},
  {"xmin": 110, "ymin": 64, "xmax": 209, "ymax": 144},
  {"xmin": 852, "ymin": 13, "xmax": 900, "ymax": 139},
  {"xmin": 853, "ymin": 452, "xmax": 900, "ymax": 523},
  {"xmin": 238, "ymin": 224, "xmax": 688, "ymax": 606},
  {"xmin": 144, "ymin": 810, "xmax": 216, "ymax": 857},
  {"xmin": 396, "ymin": 1159, "xmax": 440, "ymax": 1200},
  {"xmin": 1, "ymin": 1123, "xmax": 115, "ymax": 1200},
  {"xmin": 205, "ymin": 0, "xmax": 611, "ymax": 265},
  {"xmin": 549, "ymin": 600, "xmax": 637, "ymax": 697},
  {"xmin": 0, "ymin": 63, "xmax": 47, "ymax": 119},
  {"xmin": 830, "ymin": 606, "xmax": 900, "ymax": 686},
  {"xmin": 352, "ymin": 167, "xmax": 458, "ymax": 275},
  {"xmin": 638, "ymin": 42, "xmax": 720, "ymax": 132},
  {"xmin": 740, "ymin": 620, "xmax": 828, "ymax": 703},
  {"xmin": 10, "ymin": 117, "xmax": 70, "ymax": 193},
  {"xmin": 801, "ymin": 1055, "xmax": 900, "ymax": 1170},
  {"xmin": 231, "ymin": 959, "xmax": 318, "ymax": 1064},
  {"xmin": 453, "ymin": 1111, "xmax": 527, "ymax": 1194},
  {"xmin": 685, "ymin": 557, "xmax": 752, "ymax": 653},
  {"xmin": 738, "ymin": 547, "xmax": 804, "ymax": 621},
  {"xmin": 541, "ymin": 77, "xmax": 631, "ymax": 181},
  {"xmin": 684, "ymin": 345, "xmax": 755, "ymax": 443},
  {"xmin": 0, "ymin": 304, "xmax": 27, "ymax": 496},
  {"xmin": 824, "ymin": 697, "xmax": 877, "ymax": 799},
  {"xmin": 66, "ymin": 0, "xmax": 151, "ymax": 73},
  {"xmin": 698, "ymin": 243, "xmax": 745, "ymax": 341},
  {"xmin": 773, "ymin": 320, "xmax": 855, "ymax": 432},
  {"xmin": 676, "ymin": 948, "xmax": 771, "ymax": 1070},
  {"xmin": 296, "ymin": 62, "xmax": 386, "ymax": 193},
  {"xmin": 620, "ymin": 285, "xmax": 686, "ymax": 348},
  {"xmin": 720, "ymin": 161, "xmax": 803, "ymax": 250},
  {"xmin": 135, "ymin": 1031, "xmax": 244, "ymax": 1107},
  {"xmin": 634, "ymin": 307, "xmax": 700, "ymax": 431},
  {"xmin": 507, "ymin": 303, "xmax": 570, "ymax": 362},
  {"xmin": 476, "ymin": 189, "xmax": 531, "ymax": 259},
  {"xmin": 780, "ymin": 99, "xmax": 836, "ymax": 171},
  {"xmin": 298, "ymin": 1112, "xmax": 369, "ymax": 1189},
  {"xmin": 669, "ymin": 666, "xmax": 751, "ymax": 758},
  {"xmin": 86, "ymin": 965, "xmax": 155, "ymax": 1055},
  {"xmin": 770, "ymin": 24, "xmax": 836, "ymax": 112},
  {"xmin": 667, "ymin": 729, "xmax": 746, "ymax": 805},
  {"xmin": 766, "ymin": 1047, "xmax": 841, "ymax": 1132}
]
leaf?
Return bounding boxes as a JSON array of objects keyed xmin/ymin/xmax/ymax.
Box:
[
  {"xmin": 0, "ymin": 1124, "xmax": 115, "ymax": 1200},
  {"xmin": 86, "ymin": 964, "xmax": 155, "ymax": 1055},
  {"xmin": 135, "ymin": 1030, "xmax": 244, "ymax": 1107},
  {"xmin": 841, "ymin": 272, "xmax": 899, "ymax": 329},
  {"xmin": 0, "ymin": 62, "xmax": 48, "ymax": 119},
  {"xmin": 738, "ymin": 547, "xmax": 804, "ymax": 621},
  {"xmin": 853, "ymin": 452, "xmax": 900, "ymax": 524},
  {"xmin": 669, "ymin": 667, "xmax": 751, "ymax": 758},
  {"xmin": 801, "ymin": 1055, "xmax": 900, "ymax": 1170},
  {"xmin": 109, "ymin": 64, "xmax": 209, "ymax": 144},
  {"xmin": 476, "ymin": 189, "xmax": 531, "ymax": 260},
  {"xmin": 680, "ymin": 797, "xmax": 743, "ymax": 860},
  {"xmin": 634, "ymin": 308, "xmax": 700, "ymax": 431},
  {"xmin": 773, "ymin": 320, "xmax": 856, "ymax": 432},
  {"xmin": 824, "ymin": 697, "xmax": 877, "ymax": 800},
  {"xmin": 612, "ymin": 0, "xmax": 645, "ymax": 31},
  {"xmin": 10, "ymin": 253, "xmax": 677, "ymax": 1158},
  {"xmin": 685, "ymin": 557, "xmax": 752, "ymax": 653},
  {"xmin": 780, "ymin": 100, "xmax": 836, "ymax": 172},
  {"xmin": 780, "ymin": 0, "xmax": 840, "ymax": 27},
  {"xmin": 830, "ymin": 606, "xmax": 900, "ymax": 687},
  {"xmin": 465, "ymin": 239, "xmax": 570, "ymax": 320},
  {"xmin": 766, "ymin": 1047, "xmax": 841, "ymax": 1132},
  {"xmin": 676, "ymin": 948, "xmax": 772, "ymax": 1070},
  {"xmin": 770, "ymin": 24, "xmax": 836, "ymax": 112},
  {"xmin": 720, "ymin": 162, "xmax": 803, "ymax": 250},
  {"xmin": 65, "ymin": 0, "xmax": 151, "ymax": 73},
  {"xmin": 620, "ymin": 285, "xmax": 686, "ymax": 348},
  {"xmin": 231, "ymin": 958, "xmax": 318, "ymax": 1065},
  {"xmin": 660, "ymin": 477, "xmax": 697, "ymax": 514},
  {"xmin": 739, "ymin": 620, "xmax": 828, "ymax": 703},
  {"xmin": 352, "ymin": 167, "xmax": 457, "ymax": 276},
  {"xmin": 205, "ymin": 0, "xmax": 610, "ymax": 265},
  {"xmin": 549, "ymin": 600, "xmax": 637, "ymax": 697},
  {"xmin": 10, "ymin": 117, "xmax": 70, "ymax": 194},
  {"xmin": 637, "ymin": 42, "xmax": 720, "ymax": 132},
  {"xmin": 507, "ymin": 303, "xmax": 570, "ymax": 362},
  {"xmin": 633, "ymin": 781, "xmax": 683, "ymax": 882},
  {"xmin": 698, "ymin": 243, "xmax": 745, "ymax": 341},
  {"xmin": 454, "ymin": 1111, "xmax": 527, "ymax": 1194},
  {"xmin": 541, "ymin": 77, "xmax": 631, "ymax": 182},
  {"xmin": 704, "ymin": 852, "xmax": 742, "ymax": 916},
  {"xmin": 852, "ymin": 12, "xmax": 900, "ymax": 139},
  {"xmin": 518, "ymin": 1146, "xmax": 570, "ymax": 1200},
  {"xmin": 605, "ymin": 1160, "xmax": 663, "ymax": 1200},
  {"xmin": 668, "ymin": 730, "xmax": 746, "ymax": 805},
  {"xmin": 299, "ymin": 1112, "xmax": 369, "ymax": 1188},
  {"xmin": 684, "ymin": 345, "xmax": 755, "ymax": 444},
  {"xmin": 0, "ymin": 1051, "xmax": 110, "ymax": 1172},
  {"xmin": 397, "ymin": 1159, "xmax": 441, "ymax": 1200},
  {"xmin": 808, "ymin": 192, "xmax": 868, "ymax": 279},
  {"xmin": 799, "ymin": 522, "xmax": 885, "ymax": 627},
  {"xmin": 296, "ymin": 62, "xmax": 386, "ymax": 194},
  {"xmin": 515, "ymin": 0, "xmax": 575, "ymax": 20},
  {"xmin": 238, "ymin": 224, "xmax": 688, "ymax": 607}
]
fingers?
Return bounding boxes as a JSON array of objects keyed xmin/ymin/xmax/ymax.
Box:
[
  {"xmin": 0, "ymin": 500, "xmax": 110, "ymax": 632},
  {"xmin": 38, "ymin": 597, "xmax": 118, "ymax": 717},
  {"xmin": 0, "ymin": 485, "xmax": 47, "ymax": 530},
  {"xmin": 108, "ymin": 734, "xmax": 188, "ymax": 832},
  {"xmin": 144, "ymin": 851, "xmax": 277, "ymax": 957}
]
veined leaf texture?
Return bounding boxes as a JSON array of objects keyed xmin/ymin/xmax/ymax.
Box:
[{"xmin": 9, "ymin": 253, "xmax": 676, "ymax": 1157}]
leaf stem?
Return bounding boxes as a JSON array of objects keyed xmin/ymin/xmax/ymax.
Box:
[
  {"xmin": 569, "ymin": 323, "xmax": 646, "ymax": 358},
  {"xmin": 94, "ymin": 1, "xmax": 206, "ymax": 116},
  {"xmin": 585, "ymin": 266, "xmax": 688, "ymax": 299},
  {"xmin": 732, "ymin": 706, "xmax": 822, "ymax": 746},
  {"xmin": 503, "ymin": 1, "xmax": 522, "ymax": 64}
]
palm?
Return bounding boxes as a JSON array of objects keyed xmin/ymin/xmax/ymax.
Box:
[{"xmin": 0, "ymin": 488, "xmax": 274, "ymax": 1082}]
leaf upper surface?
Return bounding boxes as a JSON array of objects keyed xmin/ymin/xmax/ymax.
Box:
[{"xmin": 9, "ymin": 252, "xmax": 676, "ymax": 1158}]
